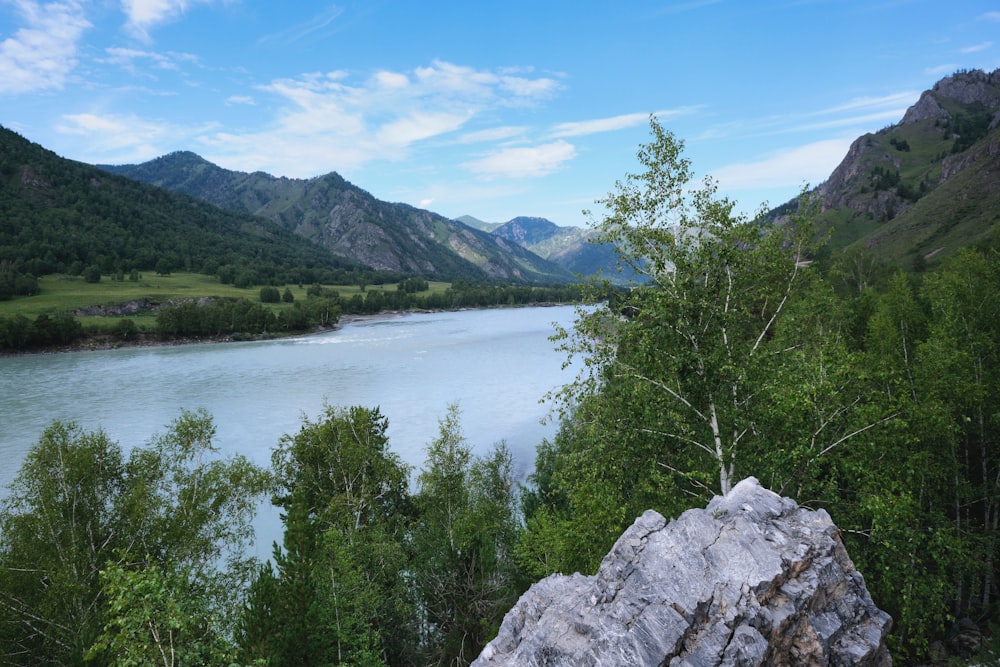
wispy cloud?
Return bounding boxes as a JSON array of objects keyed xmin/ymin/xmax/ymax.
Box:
[
  {"xmin": 458, "ymin": 126, "xmax": 527, "ymax": 144},
  {"xmin": 0, "ymin": 0, "xmax": 91, "ymax": 94},
  {"xmin": 961, "ymin": 42, "xmax": 993, "ymax": 54},
  {"xmin": 256, "ymin": 4, "xmax": 345, "ymax": 46},
  {"xmin": 712, "ymin": 137, "xmax": 853, "ymax": 192},
  {"xmin": 121, "ymin": 0, "xmax": 218, "ymax": 39},
  {"xmin": 925, "ymin": 63, "xmax": 958, "ymax": 77},
  {"xmin": 702, "ymin": 91, "xmax": 917, "ymax": 142},
  {"xmin": 979, "ymin": 11, "xmax": 1000, "ymax": 21},
  {"xmin": 55, "ymin": 112, "xmax": 188, "ymax": 162},
  {"xmin": 225, "ymin": 95, "xmax": 256, "ymax": 106},
  {"xmin": 462, "ymin": 140, "xmax": 577, "ymax": 179},
  {"xmin": 193, "ymin": 60, "xmax": 561, "ymax": 177},
  {"xmin": 549, "ymin": 108, "xmax": 699, "ymax": 138},
  {"xmin": 100, "ymin": 46, "xmax": 199, "ymax": 72},
  {"xmin": 814, "ymin": 92, "xmax": 917, "ymax": 116}
]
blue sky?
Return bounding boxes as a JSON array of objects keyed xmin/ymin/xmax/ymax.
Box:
[{"xmin": 2, "ymin": 1, "xmax": 998, "ymax": 226}]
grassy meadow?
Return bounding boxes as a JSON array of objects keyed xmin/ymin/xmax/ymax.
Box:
[{"xmin": 0, "ymin": 272, "xmax": 451, "ymax": 334}]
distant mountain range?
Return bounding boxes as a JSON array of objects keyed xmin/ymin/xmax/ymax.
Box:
[
  {"xmin": 457, "ymin": 215, "xmax": 629, "ymax": 280},
  {"xmin": 99, "ymin": 154, "xmax": 573, "ymax": 284},
  {"xmin": 4, "ymin": 68, "xmax": 997, "ymax": 291}
]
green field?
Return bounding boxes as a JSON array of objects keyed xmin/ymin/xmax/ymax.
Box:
[{"xmin": 0, "ymin": 273, "xmax": 450, "ymax": 333}]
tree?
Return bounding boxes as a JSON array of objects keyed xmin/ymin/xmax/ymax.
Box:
[
  {"xmin": 523, "ymin": 118, "xmax": 894, "ymax": 581},
  {"xmin": 0, "ymin": 411, "xmax": 271, "ymax": 666},
  {"xmin": 244, "ymin": 405, "xmax": 416, "ymax": 666},
  {"xmin": 0, "ymin": 423, "xmax": 124, "ymax": 665},
  {"xmin": 553, "ymin": 118, "xmax": 819, "ymax": 497},
  {"xmin": 83, "ymin": 265, "xmax": 101, "ymax": 283},
  {"xmin": 411, "ymin": 406, "xmax": 522, "ymax": 666},
  {"xmin": 259, "ymin": 286, "xmax": 280, "ymax": 303}
]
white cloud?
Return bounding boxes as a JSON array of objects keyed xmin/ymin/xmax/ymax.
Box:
[
  {"xmin": 256, "ymin": 4, "xmax": 344, "ymax": 46},
  {"xmin": 925, "ymin": 63, "xmax": 958, "ymax": 77},
  {"xmin": 462, "ymin": 140, "xmax": 577, "ymax": 179},
  {"xmin": 703, "ymin": 92, "xmax": 917, "ymax": 143},
  {"xmin": 101, "ymin": 46, "xmax": 198, "ymax": 72},
  {"xmin": 55, "ymin": 111, "xmax": 217, "ymax": 163},
  {"xmin": 225, "ymin": 95, "xmax": 256, "ymax": 106},
  {"xmin": 549, "ymin": 112, "xmax": 651, "ymax": 138},
  {"xmin": 121, "ymin": 0, "xmax": 216, "ymax": 39},
  {"xmin": 979, "ymin": 11, "xmax": 1000, "ymax": 21},
  {"xmin": 816, "ymin": 92, "xmax": 918, "ymax": 116},
  {"xmin": 374, "ymin": 70, "xmax": 409, "ymax": 89},
  {"xmin": 961, "ymin": 42, "xmax": 993, "ymax": 54},
  {"xmin": 197, "ymin": 60, "xmax": 561, "ymax": 176},
  {"xmin": 458, "ymin": 126, "xmax": 527, "ymax": 144},
  {"xmin": 0, "ymin": 0, "xmax": 91, "ymax": 94},
  {"xmin": 711, "ymin": 137, "xmax": 853, "ymax": 191},
  {"xmin": 376, "ymin": 111, "xmax": 473, "ymax": 147},
  {"xmin": 548, "ymin": 108, "xmax": 698, "ymax": 139}
]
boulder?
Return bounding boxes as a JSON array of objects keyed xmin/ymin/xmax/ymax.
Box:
[{"xmin": 473, "ymin": 477, "xmax": 892, "ymax": 667}]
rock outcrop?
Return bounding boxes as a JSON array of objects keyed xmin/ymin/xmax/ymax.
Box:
[{"xmin": 473, "ymin": 478, "xmax": 892, "ymax": 667}]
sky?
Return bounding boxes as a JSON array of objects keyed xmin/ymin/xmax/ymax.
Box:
[{"xmin": 2, "ymin": 1, "xmax": 999, "ymax": 227}]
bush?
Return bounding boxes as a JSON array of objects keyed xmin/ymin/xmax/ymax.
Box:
[{"xmin": 259, "ymin": 286, "xmax": 280, "ymax": 303}]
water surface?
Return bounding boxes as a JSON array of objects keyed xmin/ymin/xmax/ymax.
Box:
[{"xmin": 0, "ymin": 306, "xmax": 580, "ymax": 554}]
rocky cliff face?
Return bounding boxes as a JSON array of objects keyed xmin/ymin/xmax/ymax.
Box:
[
  {"xmin": 816, "ymin": 68, "xmax": 1000, "ymax": 223},
  {"xmin": 473, "ymin": 478, "xmax": 892, "ymax": 667}
]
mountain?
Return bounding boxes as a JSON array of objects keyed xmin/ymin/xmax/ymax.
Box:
[
  {"xmin": 487, "ymin": 215, "xmax": 639, "ymax": 281},
  {"xmin": 101, "ymin": 155, "xmax": 573, "ymax": 284},
  {"xmin": 456, "ymin": 215, "xmax": 502, "ymax": 233},
  {"xmin": 0, "ymin": 126, "xmax": 368, "ymax": 286},
  {"xmin": 792, "ymin": 67, "xmax": 1000, "ymax": 269}
]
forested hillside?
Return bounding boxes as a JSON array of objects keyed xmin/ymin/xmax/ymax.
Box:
[
  {"xmin": 0, "ymin": 126, "xmax": 390, "ymax": 297},
  {"xmin": 101, "ymin": 153, "xmax": 574, "ymax": 284}
]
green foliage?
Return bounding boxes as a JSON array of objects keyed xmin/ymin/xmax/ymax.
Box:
[
  {"xmin": 410, "ymin": 406, "xmax": 522, "ymax": 666},
  {"xmin": 89, "ymin": 562, "xmax": 235, "ymax": 666},
  {"xmin": 0, "ymin": 311, "xmax": 83, "ymax": 350},
  {"xmin": 259, "ymin": 286, "xmax": 280, "ymax": 303},
  {"xmin": 0, "ymin": 423, "xmax": 124, "ymax": 664},
  {"xmin": 0, "ymin": 410, "xmax": 270, "ymax": 666},
  {"xmin": 552, "ymin": 118, "xmax": 836, "ymax": 499},
  {"xmin": 244, "ymin": 405, "xmax": 416, "ymax": 667}
]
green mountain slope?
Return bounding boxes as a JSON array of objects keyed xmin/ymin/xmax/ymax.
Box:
[
  {"xmin": 102, "ymin": 154, "xmax": 574, "ymax": 283},
  {"xmin": 800, "ymin": 68, "xmax": 1000, "ymax": 269},
  {"xmin": 0, "ymin": 127, "xmax": 369, "ymax": 286}
]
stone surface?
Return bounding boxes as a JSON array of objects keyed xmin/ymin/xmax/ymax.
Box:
[{"xmin": 473, "ymin": 478, "xmax": 892, "ymax": 667}]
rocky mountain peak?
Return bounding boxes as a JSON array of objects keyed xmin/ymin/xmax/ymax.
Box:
[
  {"xmin": 902, "ymin": 68, "xmax": 1000, "ymax": 125},
  {"xmin": 473, "ymin": 478, "xmax": 892, "ymax": 667}
]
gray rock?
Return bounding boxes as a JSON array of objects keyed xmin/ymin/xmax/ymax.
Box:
[{"xmin": 473, "ymin": 477, "xmax": 892, "ymax": 667}]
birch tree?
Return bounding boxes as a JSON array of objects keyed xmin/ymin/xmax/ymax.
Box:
[{"xmin": 554, "ymin": 118, "xmax": 820, "ymax": 497}]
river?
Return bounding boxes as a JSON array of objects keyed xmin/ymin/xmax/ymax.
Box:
[{"xmin": 0, "ymin": 305, "xmax": 581, "ymax": 555}]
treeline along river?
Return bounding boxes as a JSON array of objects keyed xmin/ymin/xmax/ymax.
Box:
[{"xmin": 0, "ymin": 305, "xmax": 579, "ymax": 555}]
